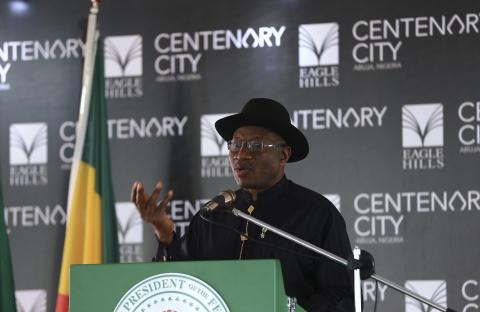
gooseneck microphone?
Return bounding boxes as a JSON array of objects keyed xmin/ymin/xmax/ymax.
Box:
[{"xmin": 201, "ymin": 190, "xmax": 236, "ymax": 212}]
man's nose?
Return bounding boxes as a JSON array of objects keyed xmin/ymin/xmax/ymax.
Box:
[{"xmin": 236, "ymin": 144, "xmax": 253, "ymax": 159}]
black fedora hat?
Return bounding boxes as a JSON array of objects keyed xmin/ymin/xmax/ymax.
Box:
[{"xmin": 215, "ymin": 98, "xmax": 309, "ymax": 162}]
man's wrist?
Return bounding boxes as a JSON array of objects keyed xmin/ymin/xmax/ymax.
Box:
[{"xmin": 152, "ymin": 224, "xmax": 174, "ymax": 246}]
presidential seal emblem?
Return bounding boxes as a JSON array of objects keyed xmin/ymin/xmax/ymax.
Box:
[{"xmin": 113, "ymin": 273, "xmax": 230, "ymax": 312}]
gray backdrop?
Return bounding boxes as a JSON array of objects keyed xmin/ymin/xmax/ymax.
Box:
[{"xmin": 1, "ymin": 0, "xmax": 479, "ymax": 311}]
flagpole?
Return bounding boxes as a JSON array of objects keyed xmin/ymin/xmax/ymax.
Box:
[
  {"xmin": 66, "ymin": 0, "xmax": 101, "ymax": 214},
  {"xmin": 56, "ymin": 2, "xmax": 115, "ymax": 311}
]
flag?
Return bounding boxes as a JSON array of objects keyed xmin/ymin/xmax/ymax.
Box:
[
  {"xmin": 55, "ymin": 38, "xmax": 119, "ymax": 312},
  {"xmin": 0, "ymin": 179, "xmax": 17, "ymax": 312}
]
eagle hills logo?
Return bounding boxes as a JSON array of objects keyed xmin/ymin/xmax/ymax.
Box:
[
  {"xmin": 15, "ymin": 289, "xmax": 47, "ymax": 312},
  {"xmin": 104, "ymin": 35, "xmax": 142, "ymax": 78},
  {"xmin": 116, "ymin": 202, "xmax": 143, "ymax": 244},
  {"xmin": 200, "ymin": 114, "xmax": 232, "ymax": 178},
  {"xmin": 298, "ymin": 22, "xmax": 339, "ymax": 88},
  {"xmin": 298, "ymin": 23, "xmax": 339, "ymax": 66},
  {"xmin": 405, "ymin": 280, "xmax": 447, "ymax": 312},
  {"xmin": 402, "ymin": 104, "xmax": 443, "ymax": 148},
  {"xmin": 116, "ymin": 202, "xmax": 144, "ymax": 262},
  {"xmin": 9, "ymin": 122, "xmax": 48, "ymax": 186},
  {"xmin": 324, "ymin": 194, "xmax": 341, "ymax": 212},
  {"xmin": 401, "ymin": 103, "xmax": 444, "ymax": 170},
  {"xmin": 104, "ymin": 35, "xmax": 143, "ymax": 98},
  {"xmin": 9, "ymin": 123, "xmax": 48, "ymax": 165},
  {"xmin": 200, "ymin": 114, "xmax": 229, "ymax": 157}
]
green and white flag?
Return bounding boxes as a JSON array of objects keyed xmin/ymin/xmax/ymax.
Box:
[{"xmin": 0, "ymin": 178, "xmax": 17, "ymax": 312}]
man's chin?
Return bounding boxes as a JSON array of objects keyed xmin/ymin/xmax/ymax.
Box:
[
  {"xmin": 237, "ymin": 180, "xmax": 262, "ymax": 190},
  {"xmin": 236, "ymin": 179, "xmax": 253, "ymax": 189}
]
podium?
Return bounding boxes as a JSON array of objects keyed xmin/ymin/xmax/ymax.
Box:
[{"xmin": 70, "ymin": 259, "xmax": 306, "ymax": 311}]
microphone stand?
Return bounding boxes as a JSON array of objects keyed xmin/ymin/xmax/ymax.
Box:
[{"xmin": 230, "ymin": 207, "xmax": 457, "ymax": 312}]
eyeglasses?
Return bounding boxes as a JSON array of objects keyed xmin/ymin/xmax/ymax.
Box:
[{"xmin": 227, "ymin": 140, "xmax": 286, "ymax": 153}]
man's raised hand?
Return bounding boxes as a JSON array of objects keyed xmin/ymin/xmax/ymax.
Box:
[{"xmin": 131, "ymin": 181, "xmax": 175, "ymax": 246}]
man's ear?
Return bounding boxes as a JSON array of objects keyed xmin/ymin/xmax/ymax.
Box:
[{"xmin": 280, "ymin": 146, "xmax": 292, "ymax": 164}]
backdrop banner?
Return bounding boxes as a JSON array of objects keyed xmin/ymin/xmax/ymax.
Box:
[{"xmin": 1, "ymin": 0, "xmax": 479, "ymax": 311}]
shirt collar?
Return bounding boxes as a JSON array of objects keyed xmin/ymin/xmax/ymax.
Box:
[{"xmin": 238, "ymin": 175, "xmax": 288, "ymax": 206}]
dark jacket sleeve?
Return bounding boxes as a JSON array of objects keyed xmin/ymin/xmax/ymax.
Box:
[
  {"xmin": 300, "ymin": 206, "xmax": 355, "ymax": 312},
  {"xmin": 153, "ymin": 213, "xmax": 203, "ymax": 261}
]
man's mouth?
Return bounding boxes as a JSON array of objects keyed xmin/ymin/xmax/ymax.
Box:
[{"xmin": 234, "ymin": 163, "xmax": 253, "ymax": 176}]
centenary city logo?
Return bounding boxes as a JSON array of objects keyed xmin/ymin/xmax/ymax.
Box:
[
  {"xmin": 298, "ymin": 23, "xmax": 339, "ymax": 88},
  {"xmin": 116, "ymin": 202, "xmax": 144, "ymax": 262},
  {"xmin": 362, "ymin": 281, "xmax": 388, "ymax": 304},
  {"xmin": 352, "ymin": 13, "xmax": 480, "ymax": 71},
  {"xmin": 114, "ymin": 273, "xmax": 230, "ymax": 312},
  {"xmin": 405, "ymin": 280, "xmax": 447, "ymax": 312},
  {"xmin": 462, "ymin": 279, "xmax": 480, "ymax": 311},
  {"xmin": 58, "ymin": 115, "xmax": 188, "ymax": 170},
  {"xmin": 0, "ymin": 62, "xmax": 11, "ymax": 91},
  {"xmin": 402, "ymin": 104, "xmax": 444, "ymax": 170},
  {"xmin": 353, "ymin": 192, "xmax": 405, "ymax": 245},
  {"xmin": 4, "ymin": 204, "xmax": 66, "ymax": 232},
  {"xmin": 168, "ymin": 198, "xmax": 210, "ymax": 236},
  {"xmin": 291, "ymin": 105, "xmax": 388, "ymax": 131},
  {"xmin": 353, "ymin": 189, "xmax": 480, "ymax": 245},
  {"xmin": 200, "ymin": 114, "xmax": 232, "ymax": 178},
  {"xmin": 9, "ymin": 123, "xmax": 48, "ymax": 186},
  {"xmin": 1, "ymin": 37, "xmax": 84, "ymax": 91},
  {"xmin": 15, "ymin": 289, "xmax": 47, "ymax": 312},
  {"xmin": 104, "ymin": 35, "xmax": 143, "ymax": 98},
  {"xmin": 458, "ymin": 101, "xmax": 480, "ymax": 154},
  {"xmin": 351, "ymin": 18, "xmax": 403, "ymax": 71},
  {"xmin": 154, "ymin": 25, "xmax": 286, "ymax": 82}
]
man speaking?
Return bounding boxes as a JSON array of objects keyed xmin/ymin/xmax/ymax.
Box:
[{"xmin": 131, "ymin": 98, "xmax": 354, "ymax": 311}]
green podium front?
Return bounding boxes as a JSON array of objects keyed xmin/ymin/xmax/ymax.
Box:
[{"xmin": 70, "ymin": 259, "xmax": 306, "ymax": 312}]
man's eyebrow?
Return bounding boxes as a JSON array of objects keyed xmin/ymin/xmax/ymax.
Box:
[{"xmin": 233, "ymin": 135, "xmax": 263, "ymax": 140}]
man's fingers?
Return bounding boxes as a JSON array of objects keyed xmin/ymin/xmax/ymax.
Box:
[
  {"xmin": 131, "ymin": 181, "xmax": 173, "ymax": 224},
  {"xmin": 157, "ymin": 190, "xmax": 174, "ymax": 211},
  {"xmin": 130, "ymin": 181, "xmax": 139, "ymax": 202},
  {"xmin": 137, "ymin": 183, "xmax": 145, "ymax": 201},
  {"xmin": 163, "ymin": 190, "xmax": 174, "ymax": 206},
  {"xmin": 148, "ymin": 182, "xmax": 163, "ymax": 206},
  {"xmin": 131, "ymin": 182, "xmax": 151, "ymax": 219}
]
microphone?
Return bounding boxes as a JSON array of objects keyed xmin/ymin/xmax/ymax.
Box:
[{"xmin": 202, "ymin": 190, "xmax": 236, "ymax": 212}]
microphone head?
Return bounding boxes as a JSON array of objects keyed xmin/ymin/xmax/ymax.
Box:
[
  {"xmin": 203, "ymin": 190, "xmax": 236, "ymax": 212},
  {"xmin": 219, "ymin": 190, "xmax": 236, "ymax": 207}
]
